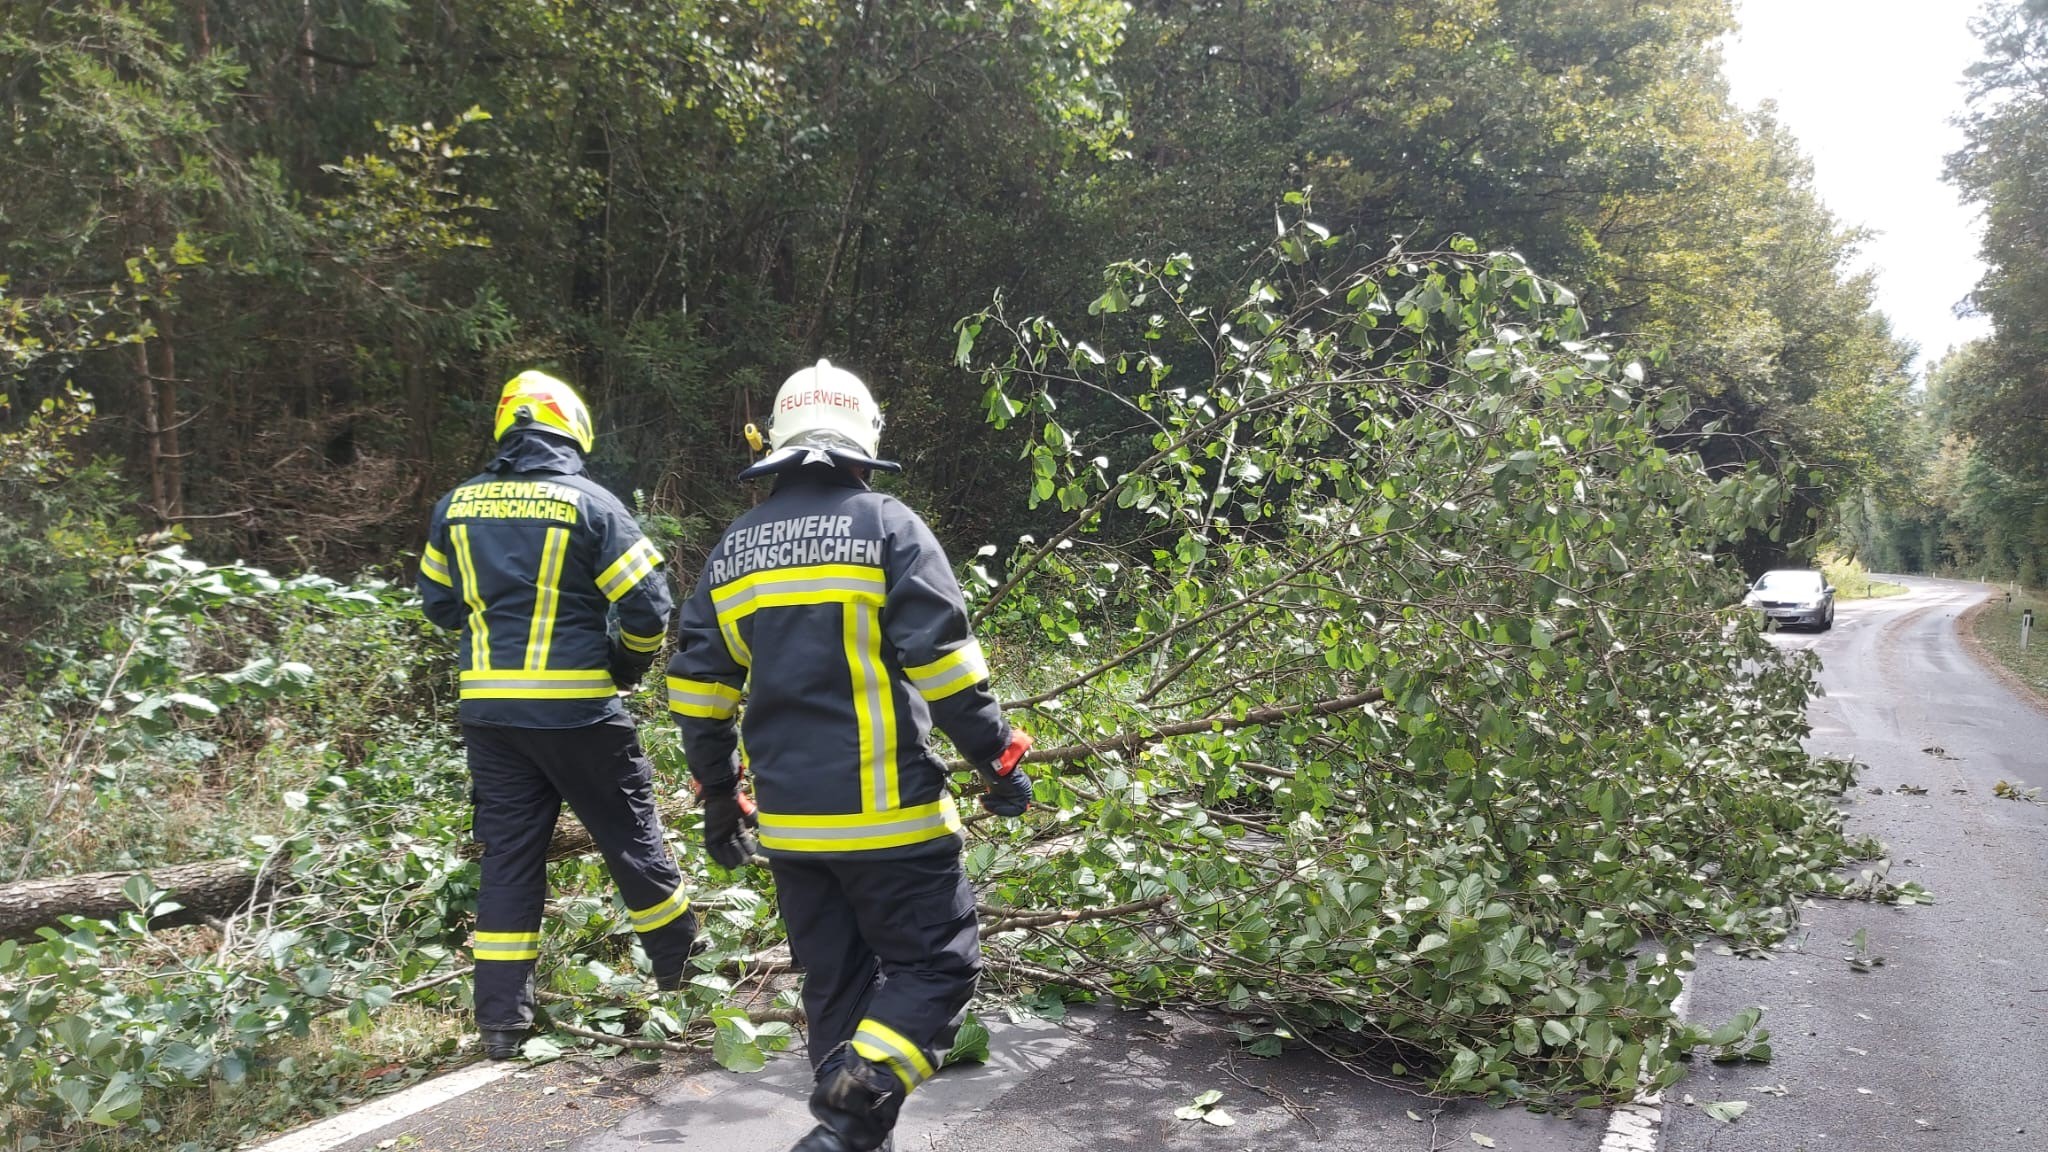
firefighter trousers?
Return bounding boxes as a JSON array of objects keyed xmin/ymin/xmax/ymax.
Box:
[
  {"xmin": 771, "ymin": 844, "xmax": 981, "ymax": 1119},
  {"xmin": 464, "ymin": 717, "xmax": 696, "ymax": 1031}
]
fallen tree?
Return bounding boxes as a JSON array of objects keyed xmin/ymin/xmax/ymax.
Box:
[
  {"xmin": 0, "ymin": 689, "xmax": 1395, "ymax": 939},
  {"xmin": 4, "ymin": 223, "xmax": 1910, "ymax": 1141},
  {"xmin": 0, "ymin": 858, "xmax": 260, "ymax": 939}
]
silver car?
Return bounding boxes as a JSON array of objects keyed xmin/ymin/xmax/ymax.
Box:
[{"xmin": 1743, "ymin": 568, "xmax": 1835, "ymax": 631}]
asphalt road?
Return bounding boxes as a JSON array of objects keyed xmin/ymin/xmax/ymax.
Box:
[
  {"xmin": 1665, "ymin": 576, "xmax": 2048, "ymax": 1151},
  {"xmin": 281, "ymin": 575, "xmax": 2048, "ymax": 1152}
]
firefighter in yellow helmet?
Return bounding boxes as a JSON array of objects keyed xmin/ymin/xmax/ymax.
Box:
[
  {"xmin": 665, "ymin": 361, "xmax": 1032, "ymax": 1152},
  {"xmin": 418, "ymin": 370, "xmax": 696, "ymax": 1060}
]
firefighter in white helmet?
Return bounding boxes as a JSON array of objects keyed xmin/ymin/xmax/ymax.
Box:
[{"xmin": 666, "ymin": 361, "xmax": 1032, "ymax": 1152}]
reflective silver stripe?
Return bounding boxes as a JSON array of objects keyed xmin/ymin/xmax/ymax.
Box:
[
  {"xmin": 597, "ymin": 540, "xmax": 660, "ymax": 600},
  {"xmin": 619, "ymin": 628, "xmax": 664, "ymax": 653},
  {"xmin": 667, "ymin": 685, "xmax": 739, "ymax": 718},
  {"xmin": 628, "ymin": 886, "xmax": 691, "ymax": 932},
  {"xmin": 756, "ymin": 808, "xmax": 956, "ymax": 842},
  {"xmin": 420, "ymin": 549, "xmax": 452, "ymax": 584},
  {"xmin": 856, "ymin": 603, "xmax": 888, "ymax": 811},
  {"xmin": 712, "ymin": 573, "xmax": 886, "ymax": 614},
  {"xmin": 852, "ymin": 1021, "xmax": 934, "ymax": 1090},
  {"xmin": 910, "ymin": 658, "xmax": 983, "ymax": 700},
  {"xmin": 459, "ymin": 672, "xmax": 611, "ymax": 686}
]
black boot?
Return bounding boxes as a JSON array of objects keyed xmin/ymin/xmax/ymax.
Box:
[
  {"xmin": 805, "ymin": 1057, "xmax": 904, "ymax": 1151},
  {"xmin": 649, "ymin": 912, "xmax": 703, "ymax": 992},
  {"xmin": 789, "ymin": 1127, "xmax": 893, "ymax": 1152},
  {"xmin": 481, "ymin": 1028, "xmax": 528, "ymax": 1061}
]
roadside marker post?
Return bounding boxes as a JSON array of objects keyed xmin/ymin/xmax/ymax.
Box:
[{"xmin": 2024, "ymin": 608, "xmax": 2033, "ymax": 652}]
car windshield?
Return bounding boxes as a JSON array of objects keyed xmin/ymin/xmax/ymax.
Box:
[{"xmin": 1755, "ymin": 570, "xmax": 1823, "ymax": 593}]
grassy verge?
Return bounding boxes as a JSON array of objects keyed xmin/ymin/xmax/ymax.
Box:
[
  {"xmin": 1823, "ymin": 555, "xmax": 1908, "ymax": 600},
  {"xmin": 1969, "ymin": 587, "xmax": 2048, "ymax": 703}
]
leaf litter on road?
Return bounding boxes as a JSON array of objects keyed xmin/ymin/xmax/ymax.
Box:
[{"xmin": 1844, "ymin": 928, "xmax": 1885, "ymax": 972}]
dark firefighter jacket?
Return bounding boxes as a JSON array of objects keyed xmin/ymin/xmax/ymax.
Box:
[
  {"xmin": 666, "ymin": 466, "xmax": 1009, "ymax": 858},
  {"xmin": 418, "ymin": 430, "xmax": 674, "ymax": 728}
]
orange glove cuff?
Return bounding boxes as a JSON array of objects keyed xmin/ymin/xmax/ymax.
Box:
[{"xmin": 997, "ymin": 729, "xmax": 1034, "ymax": 775}]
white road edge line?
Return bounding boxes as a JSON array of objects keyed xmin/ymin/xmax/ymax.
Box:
[
  {"xmin": 1601, "ymin": 958, "xmax": 1691, "ymax": 1152},
  {"xmin": 242, "ymin": 1059, "xmax": 516, "ymax": 1152}
]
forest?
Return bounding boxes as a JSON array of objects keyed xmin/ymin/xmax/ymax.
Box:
[
  {"xmin": 1841, "ymin": 1, "xmax": 2048, "ymax": 583},
  {"xmin": 0, "ymin": 0, "xmax": 2016, "ymax": 1148}
]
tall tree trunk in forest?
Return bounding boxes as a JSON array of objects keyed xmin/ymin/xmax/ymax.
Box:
[
  {"xmin": 154, "ymin": 313, "xmax": 184, "ymax": 520},
  {"xmin": 803, "ymin": 153, "xmax": 875, "ymax": 359},
  {"xmin": 135, "ymin": 341, "xmax": 171, "ymax": 522},
  {"xmin": 406, "ymin": 343, "xmax": 435, "ymax": 524},
  {"xmin": 134, "ymin": 334, "xmax": 182, "ymax": 522}
]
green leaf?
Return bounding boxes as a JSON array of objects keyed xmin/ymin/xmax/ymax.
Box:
[
  {"xmin": 87, "ymin": 1073, "xmax": 143, "ymax": 1126},
  {"xmin": 1703, "ymin": 1100, "xmax": 1749, "ymax": 1123},
  {"xmin": 712, "ymin": 1020, "xmax": 767, "ymax": 1073},
  {"xmin": 946, "ymin": 1013, "xmax": 992, "ymax": 1066}
]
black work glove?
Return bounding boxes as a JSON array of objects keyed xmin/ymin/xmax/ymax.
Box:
[
  {"xmin": 978, "ymin": 729, "xmax": 1035, "ymax": 818},
  {"xmin": 700, "ymin": 781, "xmax": 759, "ymax": 869},
  {"xmin": 607, "ymin": 639, "xmax": 654, "ymax": 691}
]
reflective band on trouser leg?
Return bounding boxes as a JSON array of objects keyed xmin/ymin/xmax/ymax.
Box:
[
  {"xmin": 474, "ymin": 930, "xmax": 541, "ymax": 962},
  {"xmin": 903, "ymin": 639, "xmax": 990, "ymax": 702},
  {"xmin": 665, "ymin": 676, "xmax": 741, "ymax": 720},
  {"xmin": 460, "ymin": 669, "xmax": 617, "ymax": 699},
  {"xmin": 851, "ymin": 1018, "xmax": 937, "ymax": 1092},
  {"xmin": 754, "ymin": 797, "xmax": 962, "ymax": 853},
  {"xmin": 523, "ymin": 526, "xmax": 570, "ymax": 670},
  {"xmin": 421, "ymin": 542, "xmax": 453, "ymax": 586},
  {"xmin": 628, "ymin": 884, "xmax": 691, "ymax": 934},
  {"xmin": 452, "ymin": 525, "xmax": 491, "ymax": 671},
  {"xmin": 596, "ymin": 538, "xmax": 662, "ymax": 601}
]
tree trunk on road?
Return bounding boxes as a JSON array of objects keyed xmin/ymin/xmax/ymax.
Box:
[{"xmin": 0, "ymin": 858, "xmax": 260, "ymax": 940}]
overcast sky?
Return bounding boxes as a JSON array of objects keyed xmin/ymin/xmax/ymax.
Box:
[{"xmin": 1721, "ymin": 0, "xmax": 1994, "ymax": 371}]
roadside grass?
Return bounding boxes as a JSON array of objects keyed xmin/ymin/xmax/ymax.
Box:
[
  {"xmin": 1823, "ymin": 555, "xmax": 1908, "ymax": 600},
  {"xmin": 1970, "ymin": 587, "xmax": 2048, "ymax": 703},
  {"xmin": 144, "ymin": 1000, "xmax": 472, "ymax": 1151}
]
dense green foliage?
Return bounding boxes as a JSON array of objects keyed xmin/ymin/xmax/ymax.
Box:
[
  {"xmin": 3, "ymin": 0, "xmax": 1910, "ymax": 569},
  {"xmin": 1845, "ymin": 1, "xmax": 2048, "ymax": 582},
  {"xmin": 0, "ymin": 230, "xmax": 1927, "ymax": 1148},
  {"xmin": 0, "ymin": 0, "xmax": 1941, "ymax": 1145}
]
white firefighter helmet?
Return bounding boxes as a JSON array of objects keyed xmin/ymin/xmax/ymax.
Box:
[{"xmin": 741, "ymin": 359, "xmax": 900, "ymax": 478}]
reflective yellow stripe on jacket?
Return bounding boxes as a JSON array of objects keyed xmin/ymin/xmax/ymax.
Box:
[
  {"xmin": 420, "ymin": 542, "xmax": 453, "ymax": 587},
  {"xmin": 451, "ymin": 525, "xmax": 490, "ymax": 672},
  {"xmin": 711, "ymin": 565, "xmax": 898, "ymax": 808},
  {"xmin": 903, "ymin": 640, "xmax": 989, "ymax": 702},
  {"xmin": 597, "ymin": 538, "xmax": 661, "ymax": 602},
  {"xmin": 523, "ymin": 526, "xmax": 570, "ymax": 670},
  {"xmin": 753, "ymin": 797, "xmax": 962, "ymax": 854},
  {"xmin": 460, "ymin": 669, "xmax": 615, "ymax": 700},
  {"xmin": 666, "ymin": 676, "xmax": 741, "ymax": 720},
  {"xmin": 619, "ymin": 627, "xmax": 665, "ymax": 654}
]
